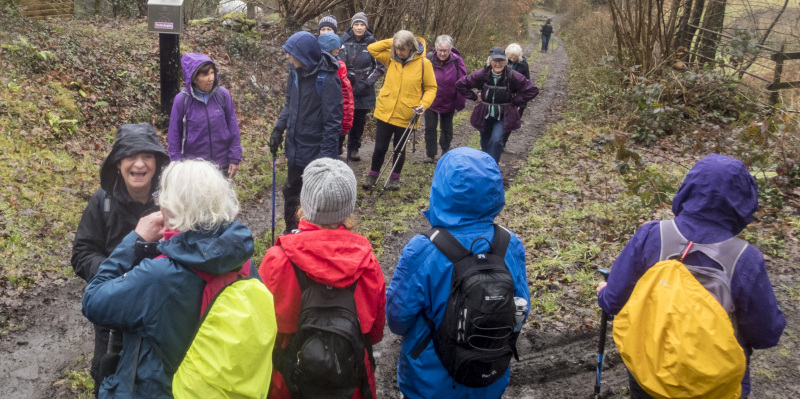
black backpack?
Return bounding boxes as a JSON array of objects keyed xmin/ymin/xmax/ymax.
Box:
[
  {"xmin": 279, "ymin": 258, "xmax": 373, "ymax": 399},
  {"xmin": 412, "ymin": 225, "xmax": 518, "ymax": 387}
]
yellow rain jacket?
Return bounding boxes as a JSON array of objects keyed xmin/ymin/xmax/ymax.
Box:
[{"xmin": 369, "ymin": 37, "xmax": 437, "ymax": 128}]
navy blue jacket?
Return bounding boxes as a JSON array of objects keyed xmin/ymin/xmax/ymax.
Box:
[
  {"xmin": 274, "ymin": 32, "xmax": 342, "ymax": 168},
  {"xmin": 339, "ymin": 28, "xmax": 385, "ymax": 110},
  {"xmin": 598, "ymin": 154, "xmax": 785, "ymax": 395},
  {"xmin": 82, "ymin": 222, "xmax": 255, "ymax": 398},
  {"xmin": 386, "ymin": 147, "xmax": 530, "ymax": 399}
]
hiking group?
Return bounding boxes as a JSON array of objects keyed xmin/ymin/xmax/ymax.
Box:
[{"xmin": 71, "ymin": 11, "xmax": 786, "ymax": 399}]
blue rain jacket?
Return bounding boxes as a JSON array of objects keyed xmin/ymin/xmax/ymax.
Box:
[
  {"xmin": 386, "ymin": 147, "xmax": 530, "ymax": 399},
  {"xmin": 82, "ymin": 222, "xmax": 256, "ymax": 398},
  {"xmin": 597, "ymin": 154, "xmax": 785, "ymax": 395}
]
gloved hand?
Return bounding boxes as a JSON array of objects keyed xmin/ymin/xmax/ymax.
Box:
[{"xmin": 269, "ymin": 129, "xmax": 283, "ymax": 156}]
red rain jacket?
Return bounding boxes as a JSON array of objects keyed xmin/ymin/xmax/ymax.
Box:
[
  {"xmin": 259, "ymin": 219, "xmax": 385, "ymax": 399},
  {"xmin": 338, "ymin": 60, "xmax": 355, "ymax": 135}
]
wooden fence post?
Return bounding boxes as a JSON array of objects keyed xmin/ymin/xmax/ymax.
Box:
[{"xmin": 770, "ymin": 44, "xmax": 785, "ymax": 105}]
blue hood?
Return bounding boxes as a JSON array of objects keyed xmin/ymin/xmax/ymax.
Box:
[
  {"xmin": 157, "ymin": 221, "xmax": 254, "ymax": 275},
  {"xmin": 423, "ymin": 147, "xmax": 505, "ymax": 227},
  {"xmin": 282, "ymin": 31, "xmax": 321, "ymax": 70},
  {"xmin": 672, "ymin": 154, "xmax": 758, "ymax": 237}
]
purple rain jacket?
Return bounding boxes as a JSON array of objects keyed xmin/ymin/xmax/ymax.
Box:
[
  {"xmin": 456, "ymin": 65, "xmax": 538, "ymax": 133},
  {"xmin": 597, "ymin": 153, "xmax": 786, "ymax": 395},
  {"xmin": 167, "ymin": 53, "xmax": 242, "ymax": 169},
  {"xmin": 425, "ymin": 47, "xmax": 467, "ymax": 114}
]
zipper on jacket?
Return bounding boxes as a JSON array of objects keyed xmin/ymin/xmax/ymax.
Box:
[{"xmin": 203, "ymin": 106, "xmax": 214, "ymax": 162}]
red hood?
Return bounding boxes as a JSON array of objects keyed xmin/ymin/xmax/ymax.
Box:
[{"xmin": 275, "ymin": 219, "xmax": 375, "ymax": 288}]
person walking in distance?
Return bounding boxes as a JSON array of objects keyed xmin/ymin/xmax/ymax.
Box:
[
  {"xmin": 540, "ymin": 19, "xmax": 554, "ymax": 52},
  {"xmin": 339, "ymin": 12, "xmax": 386, "ymax": 161},
  {"xmin": 270, "ymin": 32, "xmax": 343, "ymax": 233}
]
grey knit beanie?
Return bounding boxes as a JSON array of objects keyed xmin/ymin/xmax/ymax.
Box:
[
  {"xmin": 318, "ymin": 15, "xmax": 338, "ymax": 33},
  {"xmin": 351, "ymin": 12, "xmax": 368, "ymax": 29},
  {"xmin": 301, "ymin": 158, "xmax": 357, "ymax": 225}
]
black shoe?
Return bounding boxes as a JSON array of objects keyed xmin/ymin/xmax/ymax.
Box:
[
  {"xmin": 349, "ymin": 150, "xmax": 361, "ymax": 161},
  {"xmin": 423, "ymin": 156, "xmax": 435, "ymax": 164}
]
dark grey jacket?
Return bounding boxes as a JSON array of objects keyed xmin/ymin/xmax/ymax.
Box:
[{"xmin": 340, "ymin": 28, "xmax": 385, "ymax": 109}]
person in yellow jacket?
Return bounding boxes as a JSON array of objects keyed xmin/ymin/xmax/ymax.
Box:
[{"xmin": 362, "ymin": 30, "xmax": 437, "ymax": 190}]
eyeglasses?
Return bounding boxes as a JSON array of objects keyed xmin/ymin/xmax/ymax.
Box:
[{"xmin": 436, "ymin": 48, "xmax": 451, "ymax": 54}]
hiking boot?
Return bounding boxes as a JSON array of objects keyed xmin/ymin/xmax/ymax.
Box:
[
  {"xmin": 362, "ymin": 174, "xmax": 378, "ymax": 189},
  {"xmin": 348, "ymin": 150, "xmax": 361, "ymax": 162},
  {"xmin": 384, "ymin": 177, "xmax": 401, "ymax": 191},
  {"xmin": 423, "ymin": 156, "xmax": 435, "ymax": 164}
]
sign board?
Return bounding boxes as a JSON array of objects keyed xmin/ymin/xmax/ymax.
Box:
[{"xmin": 148, "ymin": 0, "xmax": 183, "ymax": 34}]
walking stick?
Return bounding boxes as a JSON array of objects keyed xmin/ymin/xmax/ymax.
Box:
[
  {"xmin": 369, "ymin": 113, "xmax": 420, "ymax": 192},
  {"xmin": 271, "ymin": 152, "xmax": 276, "ymax": 246},
  {"xmin": 595, "ymin": 268, "xmax": 612, "ymax": 398}
]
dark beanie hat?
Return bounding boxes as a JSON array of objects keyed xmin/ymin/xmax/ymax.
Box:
[{"xmin": 318, "ymin": 15, "xmax": 337, "ymax": 32}]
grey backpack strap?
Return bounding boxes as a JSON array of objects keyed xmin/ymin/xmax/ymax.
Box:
[{"xmin": 659, "ymin": 220, "xmax": 748, "ymax": 277}]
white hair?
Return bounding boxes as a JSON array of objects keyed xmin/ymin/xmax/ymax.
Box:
[
  {"xmin": 505, "ymin": 43, "xmax": 523, "ymax": 59},
  {"xmin": 434, "ymin": 35, "xmax": 453, "ymax": 49},
  {"xmin": 158, "ymin": 159, "xmax": 239, "ymax": 232}
]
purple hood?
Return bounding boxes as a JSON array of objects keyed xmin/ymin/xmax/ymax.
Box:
[{"xmin": 181, "ymin": 52, "xmax": 219, "ymax": 99}]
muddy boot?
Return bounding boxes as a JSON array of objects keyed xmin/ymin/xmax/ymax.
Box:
[
  {"xmin": 423, "ymin": 156, "xmax": 435, "ymax": 164},
  {"xmin": 362, "ymin": 174, "xmax": 378, "ymax": 189},
  {"xmin": 349, "ymin": 149, "xmax": 361, "ymax": 162},
  {"xmin": 385, "ymin": 177, "xmax": 401, "ymax": 191}
]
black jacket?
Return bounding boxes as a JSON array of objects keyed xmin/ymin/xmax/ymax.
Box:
[
  {"xmin": 340, "ymin": 28, "xmax": 386, "ymax": 109},
  {"xmin": 71, "ymin": 123, "xmax": 169, "ymax": 282},
  {"xmin": 541, "ymin": 24, "xmax": 554, "ymax": 37},
  {"xmin": 510, "ymin": 57, "xmax": 530, "ymax": 81}
]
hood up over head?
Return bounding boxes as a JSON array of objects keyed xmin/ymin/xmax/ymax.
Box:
[
  {"xmin": 672, "ymin": 153, "xmax": 758, "ymax": 236},
  {"xmin": 181, "ymin": 52, "xmax": 219, "ymax": 98},
  {"xmin": 100, "ymin": 123, "xmax": 169, "ymax": 193},
  {"xmin": 423, "ymin": 147, "xmax": 504, "ymax": 228}
]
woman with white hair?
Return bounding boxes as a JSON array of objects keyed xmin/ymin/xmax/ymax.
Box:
[
  {"xmin": 83, "ymin": 159, "xmax": 276, "ymax": 398},
  {"xmin": 362, "ymin": 29, "xmax": 437, "ymax": 190},
  {"xmin": 423, "ymin": 34, "xmax": 467, "ymax": 164},
  {"xmin": 503, "ymin": 43, "xmax": 531, "ymax": 147}
]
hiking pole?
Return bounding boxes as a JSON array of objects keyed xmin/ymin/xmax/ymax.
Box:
[
  {"xmin": 595, "ymin": 268, "xmax": 611, "ymax": 398},
  {"xmin": 344, "ymin": 133, "xmax": 350, "ymax": 165},
  {"xmin": 375, "ymin": 113, "xmax": 420, "ymax": 195},
  {"xmin": 271, "ymin": 152, "xmax": 276, "ymax": 246}
]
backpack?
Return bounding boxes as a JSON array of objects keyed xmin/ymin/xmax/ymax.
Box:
[
  {"xmin": 277, "ymin": 258, "xmax": 373, "ymax": 399},
  {"xmin": 612, "ymin": 220, "xmax": 747, "ymax": 399},
  {"xmin": 412, "ymin": 224, "xmax": 518, "ymax": 388},
  {"xmin": 145, "ymin": 259, "xmax": 277, "ymax": 398}
]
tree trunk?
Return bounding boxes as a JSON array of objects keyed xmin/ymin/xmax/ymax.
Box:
[
  {"xmin": 674, "ymin": 0, "xmax": 693, "ymax": 55},
  {"xmin": 697, "ymin": 0, "xmax": 726, "ymax": 67},
  {"xmin": 247, "ymin": 3, "xmax": 255, "ymax": 19},
  {"xmin": 686, "ymin": 0, "xmax": 705, "ymax": 63}
]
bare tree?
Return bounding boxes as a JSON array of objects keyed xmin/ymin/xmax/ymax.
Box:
[{"xmin": 277, "ymin": 0, "xmax": 349, "ymax": 28}]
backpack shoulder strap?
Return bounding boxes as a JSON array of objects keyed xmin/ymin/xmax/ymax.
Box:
[
  {"xmin": 315, "ymin": 71, "xmax": 329, "ymax": 97},
  {"xmin": 423, "ymin": 227, "xmax": 471, "ymax": 263},
  {"xmin": 659, "ymin": 220, "xmax": 748, "ymax": 279},
  {"xmin": 212, "ymin": 90, "xmax": 228, "ymax": 115},
  {"xmin": 490, "ymin": 224, "xmax": 511, "ymax": 258},
  {"xmin": 180, "ymin": 90, "xmax": 191, "ymax": 155}
]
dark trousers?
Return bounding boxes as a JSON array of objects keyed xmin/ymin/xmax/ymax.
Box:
[
  {"xmin": 347, "ymin": 108, "xmax": 369, "ymax": 152},
  {"xmin": 370, "ymin": 119, "xmax": 411, "ymax": 176},
  {"xmin": 424, "ymin": 109, "xmax": 454, "ymax": 158},
  {"xmin": 282, "ymin": 162, "xmax": 304, "ymax": 232},
  {"xmin": 542, "ymin": 35, "xmax": 551, "ymax": 51},
  {"xmin": 480, "ymin": 117, "xmax": 505, "ymax": 163},
  {"xmin": 91, "ymin": 325, "xmax": 122, "ymax": 397}
]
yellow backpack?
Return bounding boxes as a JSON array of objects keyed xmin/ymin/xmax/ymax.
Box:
[
  {"xmin": 169, "ymin": 260, "xmax": 277, "ymax": 398},
  {"xmin": 613, "ymin": 220, "xmax": 747, "ymax": 399}
]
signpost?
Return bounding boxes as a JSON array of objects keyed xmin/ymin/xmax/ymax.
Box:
[{"xmin": 148, "ymin": 0, "xmax": 183, "ymax": 117}]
